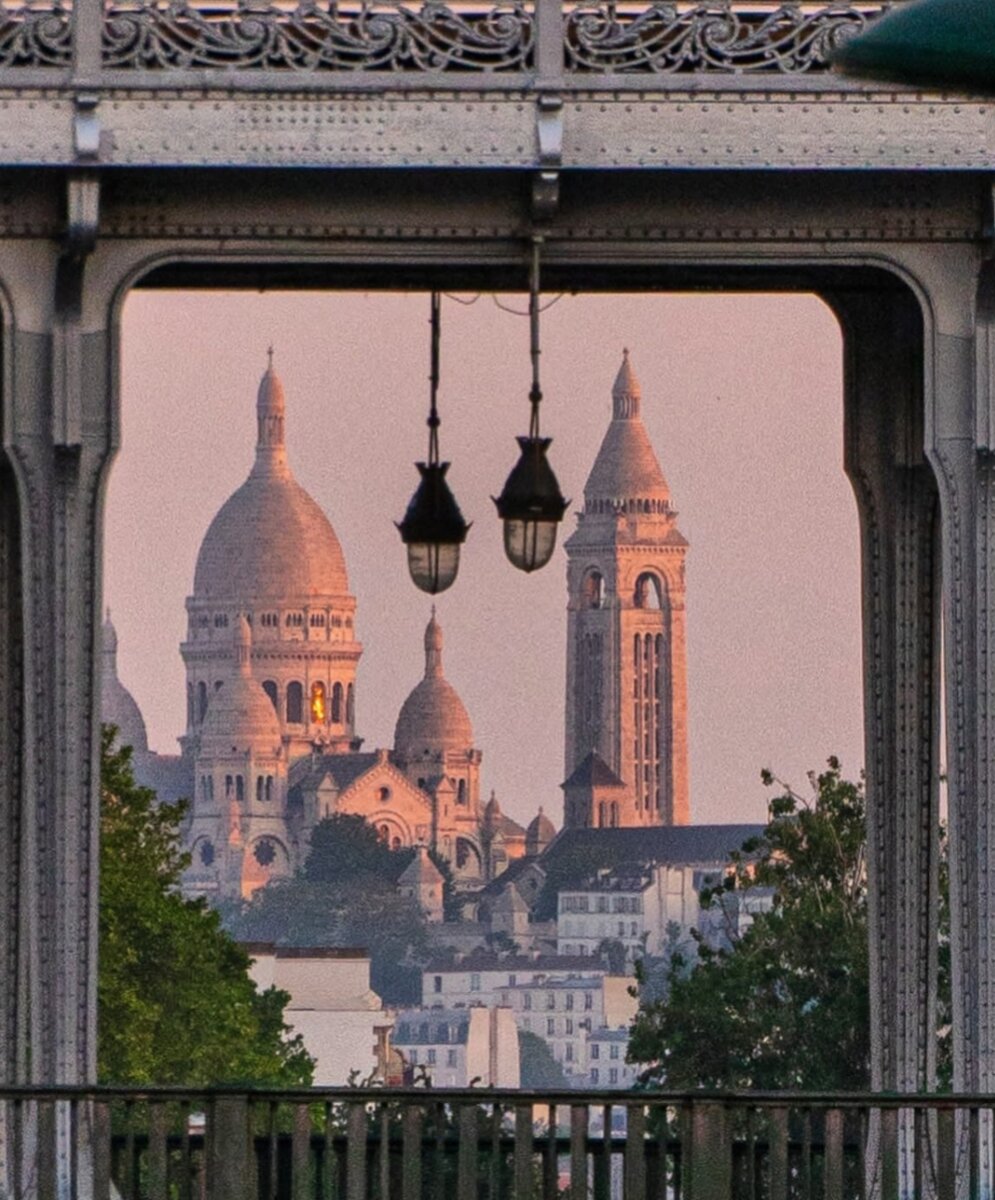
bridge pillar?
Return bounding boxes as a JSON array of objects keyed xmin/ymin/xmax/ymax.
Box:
[
  {"xmin": 928, "ymin": 261, "xmax": 995, "ymax": 1198},
  {"xmin": 0, "ymin": 239, "xmax": 115, "ymax": 1199}
]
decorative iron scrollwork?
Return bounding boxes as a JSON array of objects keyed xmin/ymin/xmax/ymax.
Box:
[
  {"xmin": 564, "ymin": 2, "xmax": 877, "ymax": 74},
  {"xmin": 103, "ymin": 0, "xmax": 533, "ymax": 71},
  {"xmin": 0, "ymin": 1, "xmax": 72, "ymax": 67}
]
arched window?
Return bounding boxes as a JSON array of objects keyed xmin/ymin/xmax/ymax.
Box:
[
  {"xmin": 197, "ymin": 681, "xmax": 208, "ymax": 722},
  {"xmin": 378, "ymin": 824, "xmax": 390, "ymax": 843},
  {"xmin": 225, "ymin": 774, "xmax": 233, "ymax": 799},
  {"xmin": 583, "ymin": 570, "xmax": 604, "ymax": 609},
  {"xmin": 331, "ymin": 682, "xmax": 343, "ymax": 723},
  {"xmin": 378, "ymin": 787, "xmax": 391, "ymax": 804},
  {"xmin": 186, "ymin": 684, "xmax": 194, "ymax": 728},
  {"xmin": 610, "ymin": 802, "xmax": 619, "ymax": 827},
  {"xmin": 199, "ymin": 840, "xmax": 215, "ymax": 867},
  {"xmin": 391, "ymin": 837, "xmax": 401, "ymax": 850},
  {"xmin": 598, "ymin": 801, "xmax": 607, "ymax": 827},
  {"xmin": 256, "ymin": 776, "xmax": 264, "ymax": 803},
  {"xmin": 634, "ymin": 573, "xmax": 663, "ymax": 610},
  {"xmin": 214, "ymin": 680, "xmax": 223, "ymax": 692},
  {"xmin": 457, "ymin": 779, "xmax": 467, "ymax": 805},
  {"xmin": 310, "ymin": 680, "xmax": 327, "ymax": 723},
  {"xmin": 346, "ymin": 684, "xmax": 355, "ymax": 726},
  {"xmin": 286, "ymin": 681, "xmax": 303, "ymax": 724},
  {"xmin": 235, "ymin": 775, "xmax": 244, "ymax": 803},
  {"xmin": 266, "ymin": 776, "xmax": 273, "ymax": 803},
  {"xmin": 262, "ymin": 680, "xmax": 278, "ymax": 712}
]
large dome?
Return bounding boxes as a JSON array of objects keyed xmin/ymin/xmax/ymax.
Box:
[
  {"xmin": 192, "ymin": 362, "xmax": 350, "ymax": 603},
  {"xmin": 394, "ymin": 614, "xmax": 474, "ymax": 758}
]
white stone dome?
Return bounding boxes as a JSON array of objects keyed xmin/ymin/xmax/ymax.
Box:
[
  {"xmin": 192, "ymin": 363, "xmax": 350, "ymax": 603},
  {"xmin": 201, "ymin": 616, "xmax": 282, "ymax": 747},
  {"xmin": 101, "ymin": 613, "xmax": 149, "ymax": 754},
  {"xmin": 394, "ymin": 614, "xmax": 474, "ymax": 758}
]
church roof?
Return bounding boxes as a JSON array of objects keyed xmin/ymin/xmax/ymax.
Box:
[
  {"xmin": 201, "ymin": 617, "xmax": 282, "ymax": 746},
  {"xmin": 582, "ymin": 351, "xmax": 672, "ymax": 511},
  {"xmin": 100, "ymin": 612, "xmax": 149, "ymax": 755},
  {"xmin": 192, "ymin": 360, "xmax": 351, "ymax": 603},
  {"xmin": 562, "ymin": 751, "xmax": 625, "ymax": 790},
  {"xmin": 394, "ymin": 612, "xmax": 474, "ymax": 758},
  {"xmin": 398, "ymin": 845, "xmax": 444, "ymax": 887},
  {"xmin": 288, "ymin": 751, "xmax": 382, "ymax": 795}
]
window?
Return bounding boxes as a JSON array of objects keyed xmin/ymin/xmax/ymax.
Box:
[
  {"xmin": 457, "ymin": 779, "xmax": 467, "ymax": 805},
  {"xmin": 309, "ymin": 612, "xmax": 325, "ymax": 627},
  {"xmin": 285, "ymin": 612, "xmax": 304, "ymax": 627},
  {"xmin": 631, "ymin": 922, "xmax": 638, "ymax": 936},
  {"xmin": 286, "ymin": 681, "xmax": 304, "ymax": 724},
  {"xmin": 547, "ymin": 1018, "xmax": 555, "ymax": 1036},
  {"xmin": 262, "ymin": 679, "xmax": 278, "ymax": 712},
  {"xmin": 266, "ymin": 776, "xmax": 273, "ymax": 803},
  {"xmin": 565, "ymin": 1019, "xmax": 573, "ymax": 1034},
  {"xmin": 254, "ymin": 839, "xmax": 276, "ymax": 867},
  {"xmin": 566, "ymin": 993, "xmax": 574, "ymax": 1011},
  {"xmin": 261, "ymin": 612, "xmax": 278, "ymax": 628},
  {"xmin": 256, "ymin": 776, "xmax": 264, "ymax": 803},
  {"xmin": 236, "ymin": 775, "xmax": 244, "ymax": 803},
  {"xmin": 470, "ymin": 973, "xmax": 481, "ymax": 992},
  {"xmin": 546, "ymin": 992, "xmax": 555, "ymax": 1010},
  {"xmin": 610, "ymin": 1044, "xmax": 620, "ymax": 1060},
  {"xmin": 433, "ymin": 976, "xmax": 442, "ymax": 994},
  {"xmin": 409, "ymin": 1050, "xmax": 418, "ymax": 1065},
  {"xmin": 436, "ymin": 1026, "xmax": 448, "ymax": 1043},
  {"xmin": 332, "ymin": 682, "xmax": 343, "ymax": 723},
  {"xmin": 199, "ymin": 840, "xmax": 215, "ymax": 866},
  {"xmin": 591, "ymin": 1068, "xmax": 599, "ymax": 1084},
  {"xmin": 197, "ymin": 681, "xmax": 208, "ymax": 722},
  {"xmin": 427, "ymin": 1049, "xmax": 436, "ymax": 1065},
  {"xmin": 447, "ymin": 1050, "xmax": 457, "ymax": 1067},
  {"xmin": 378, "ymin": 787, "xmax": 391, "ymax": 803},
  {"xmin": 213, "ymin": 613, "xmax": 228, "ymax": 628},
  {"xmin": 310, "ymin": 681, "xmax": 327, "ymax": 722},
  {"xmin": 524, "ymin": 994, "xmax": 532, "ymax": 1011},
  {"xmin": 609, "ymin": 1068, "xmax": 618, "ymax": 1084},
  {"xmin": 420, "ymin": 1023, "xmax": 429, "ymax": 1040},
  {"xmin": 508, "ymin": 974, "xmax": 517, "ymax": 986},
  {"xmin": 346, "ymin": 684, "xmax": 355, "ymax": 725},
  {"xmin": 584, "ymin": 994, "xmax": 593, "ymax": 1010},
  {"xmin": 565, "ymin": 1044, "xmax": 574, "ymax": 1063},
  {"xmin": 591, "ymin": 1044, "xmax": 600, "ymax": 1060}
]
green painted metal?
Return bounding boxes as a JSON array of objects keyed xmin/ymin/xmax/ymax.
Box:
[{"xmin": 832, "ymin": 0, "xmax": 995, "ymax": 90}]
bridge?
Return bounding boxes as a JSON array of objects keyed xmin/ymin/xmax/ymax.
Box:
[{"xmin": 1, "ymin": 1, "xmax": 995, "ymax": 1196}]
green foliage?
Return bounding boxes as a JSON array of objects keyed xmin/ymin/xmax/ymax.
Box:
[
  {"xmin": 99, "ymin": 727, "xmax": 313, "ymax": 1085},
  {"xmin": 628, "ymin": 759, "xmax": 870, "ymax": 1091},
  {"xmin": 518, "ymin": 1030, "xmax": 569, "ymax": 1088},
  {"xmin": 305, "ymin": 813, "xmax": 404, "ymax": 884}
]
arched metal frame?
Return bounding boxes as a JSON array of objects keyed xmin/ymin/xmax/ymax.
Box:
[{"xmin": 0, "ymin": 75, "xmax": 992, "ymax": 1200}]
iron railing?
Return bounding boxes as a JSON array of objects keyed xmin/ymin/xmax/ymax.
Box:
[
  {"xmin": 0, "ymin": 0, "xmax": 919, "ymax": 88},
  {"xmin": 0, "ymin": 1085, "xmax": 990, "ymax": 1200}
]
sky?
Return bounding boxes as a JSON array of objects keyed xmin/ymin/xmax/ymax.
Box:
[{"xmin": 105, "ymin": 289, "xmax": 863, "ymax": 829}]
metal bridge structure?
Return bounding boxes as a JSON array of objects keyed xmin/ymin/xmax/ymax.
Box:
[{"xmin": 0, "ymin": 1, "xmax": 994, "ymax": 1195}]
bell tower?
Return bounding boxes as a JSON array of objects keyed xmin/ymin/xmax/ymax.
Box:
[{"xmin": 564, "ymin": 351, "xmax": 690, "ymax": 826}]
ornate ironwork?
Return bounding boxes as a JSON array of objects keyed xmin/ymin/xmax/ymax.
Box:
[
  {"xmin": 102, "ymin": 0, "xmax": 533, "ymax": 72},
  {"xmin": 0, "ymin": 1, "xmax": 71, "ymax": 67},
  {"xmin": 564, "ymin": 2, "xmax": 878, "ymax": 74}
]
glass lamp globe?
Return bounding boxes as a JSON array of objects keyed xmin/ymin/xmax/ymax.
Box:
[
  {"xmin": 397, "ymin": 462, "xmax": 470, "ymax": 595},
  {"xmin": 493, "ymin": 435, "xmax": 569, "ymax": 574}
]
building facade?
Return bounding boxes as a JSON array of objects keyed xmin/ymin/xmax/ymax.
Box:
[{"xmin": 564, "ymin": 353, "xmax": 690, "ymax": 827}]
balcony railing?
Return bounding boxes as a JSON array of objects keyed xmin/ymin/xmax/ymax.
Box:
[
  {"xmin": 0, "ymin": 0, "xmax": 917, "ymax": 89},
  {"xmin": 0, "ymin": 1085, "xmax": 988, "ymax": 1200}
]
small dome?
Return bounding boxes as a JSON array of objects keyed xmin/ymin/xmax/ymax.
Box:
[
  {"xmin": 201, "ymin": 619, "xmax": 282, "ymax": 747},
  {"xmin": 525, "ymin": 807, "xmax": 556, "ymax": 855},
  {"xmin": 394, "ymin": 612, "xmax": 474, "ymax": 758},
  {"xmin": 100, "ymin": 612, "xmax": 149, "ymax": 755},
  {"xmin": 192, "ymin": 360, "xmax": 350, "ymax": 603}
]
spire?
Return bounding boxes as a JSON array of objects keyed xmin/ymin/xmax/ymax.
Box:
[
  {"xmin": 254, "ymin": 353, "xmax": 288, "ymax": 476},
  {"xmin": 424, "ymin": 610, "xmax": 444, "ymax": 679},
  {"xmin": 102, "ymin": 608, "xmax": 118, "ymax": 661},
  {"xmin": 612, "ymin": 348, "xmax": 641, "ymax": 420},
  {"xmin": 234, "ymin": 614, "xmax": 252, "ymax": 677}
]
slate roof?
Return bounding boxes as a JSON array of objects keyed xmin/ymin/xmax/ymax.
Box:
[
  {"xmin": 543, "ymin": 824, "xmax": 764, "ymax": 873},
  {"xmin": 562, "ymin": 751, "xmax": 625, "ymax": 790},
  {"xmin": 422, "ymin": 949, "xmax": 606, "ymax": 974},
  {"xmin": 288, "ymin": 751, "xmax": 382, "ymax": 796},
  {"xmin": 477, "ymin": 855, "xmax": 543, "ymax": 901}
]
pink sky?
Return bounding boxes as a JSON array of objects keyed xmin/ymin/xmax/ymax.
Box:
[{"xmin": 105, "ymin": 290, "xmax": 862, "ymax": 828}]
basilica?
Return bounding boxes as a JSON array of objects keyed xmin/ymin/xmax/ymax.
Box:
[{"xmin": 102, "ymin": 347, "xmax": 689, "ymax": 903}]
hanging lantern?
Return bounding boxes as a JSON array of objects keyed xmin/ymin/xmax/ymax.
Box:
[
  {"xmin": 397, "ymin": 293, "xmax": 470, "ymax": 594},
  {"xmin": 493, "ymin": 239, "xmax": 568, "ymax": 573}
]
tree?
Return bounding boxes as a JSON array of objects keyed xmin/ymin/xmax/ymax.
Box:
[
  {"xmin": 518, "ymin": 1030, "xmax": 569, "ymax": 1088},
  {"xmin": 99, "ymin": 728, "xmax": 313, "ymax": 1085},
  {"xmin": 305, "ymin": 812, "xmax": 403, "ymax": 884},
  {"xmin": 628, "ymin": 759, "xmax": 870, "ymax": 1091}
]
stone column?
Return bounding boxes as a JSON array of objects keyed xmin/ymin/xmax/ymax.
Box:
[
  {"xmin": 830, "ymin": 284, "xmax": 942, "ymax": 1193},
  {"xmin": 0, "ymin": 237, "xmax": 116, "ymax": 1198}
]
